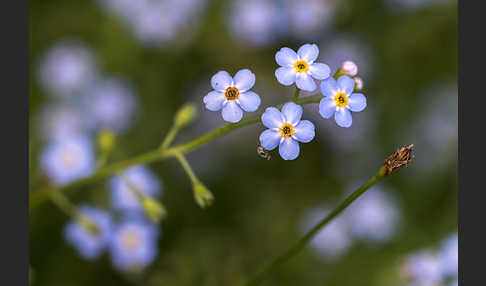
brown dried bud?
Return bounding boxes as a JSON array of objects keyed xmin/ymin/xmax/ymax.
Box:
[{"xmin": 383, "ymin": 144, "xmax": 414, "ymax": 175}]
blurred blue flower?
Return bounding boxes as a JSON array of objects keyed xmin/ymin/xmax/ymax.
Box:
[
  {"xmin": 36, "ymin": 103, "xmax": 87, "ymax": 142},
  {"xmin": 403, "ymin": 249, "xmax": 443, "ymax": 286},
  {"xmin": 438, "ymin": 233, "xmax": 458, "ymax": 278},
  {"xmin": 282, "ymin": 0, "xmax": 336, "ymax": 40},
  {"xmin": 319, "ymin": 75, "xmax": 367, "ymax": 128},
  {"xmin": 275, "ymin": 44, "xmax": 331, "ymax": 91},
  {"xmin": 64, "ymin": 205, "xmax": 113, "ymax": 260},
  {"xmin": 110, "ymin": 165, "xmax": 162, "ymax": 213},
  {"xmin": 37, "ymin": 41, "xmax": 97, "ymax": 98},
  {"xmin": 82, "ymin": 77, "xmax": 137, "ymax": 134},
  {"xmin": 203, "ymin": 69, "xmax": 261, "ymax": 123},
  {"xmin": 259, "ymin": 102, "xmax": 315, "ymax": 160},
  {"xmin": 109, "ymin": 219, "xmax": 159, "ymax": 271},
  {"xmin": 40, "ymin": 136, "xmax": 95, "ymax": 185},
  {"xmin": 300, "ymin": 205, "xmax": 352, "ymax": 261},
  {"xmin": 344, "ymin": 186, "xmax": 400, "ymax": 244}
]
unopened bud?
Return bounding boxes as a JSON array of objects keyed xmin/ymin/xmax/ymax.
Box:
[
  {"xmin": 97, "ymin": 130, "xmax": 116, "ymax": 152},
  {"xmin": 141, "ymin": 196, "xmax": 167, "ymax": 223},
  {"xmin": 342, "ymin": 60, "xmax": 358, "ymax": 77},
  {"xmin": 354, "ymin": 77, "xmax": 363, "ymax": 91},
  {"xmin": 76, "ymin": 214, "xmax": 100, "ymax": 235},
  {"xmin": 174, "ymin": 104, "xmax": 197, "ymax": 128},
  {"xmin": 383, "ymin": 144, "xmax": 414, "ymax": 175},
  {"xmin": 193, "ymin": 183, "xmax": 214, "ymax": 208}
]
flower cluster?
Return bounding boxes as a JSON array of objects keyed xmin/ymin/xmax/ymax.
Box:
[{"xmin": 203, "ymin": 43, "xmax": 367, "ymax": 160}]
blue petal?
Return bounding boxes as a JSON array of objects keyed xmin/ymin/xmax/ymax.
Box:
[
  {"xmin": 319, "ymin": 97, "xmax": 336, "ymax": 119},
  {"xmin": 320, "ymin": 77, "xmax": 338, "ymax": 98},
  {"xmin": 233, "ymin": 69, "xmax": 255, "ymax": 92},
  {"xmin": 296, "ymin": 73, "xmax": 317, "ymax": 91},
  {"xmin": 279, "ymin": 138, "xmax": 300, "ymax": 160},
  {"xmin": 335, "ymin": 108, "xmax": 353, "ymax": 128},
  {"xmin": 297, "ymin": 44, "xmax": 319, "ymax": 63},
  {"xmin": 203, "ymin": 91, "xmax": 225, "ymax": 111},
  {"xmin": 309, "ymin": 63, "xmax": 331, "ymax": 80},
  {"xmin": 281, "ymin": 102, "xmax": 303, "ymax": 125},
  {"xmin": 337, "ymin": 75, "xmax": 355, "ymax": 95},
  {"xmin": 261, "ymin": 107, "xmax": 284, "ymax": 129},
  {"xmin": 275, "ymin": 47, "xmax": 298, "ymax": 67},
  {"xmin": 211, "ymin": 71, "xmax": 233, "ymax": 92},
  {"xmin": 275, "ymin": 67, "xmax": 296, "ymax": 86},
  {"xmin": 293, "ymin": 120, "xmax": 315, "ymax": 143},
  {"xmin": 347, "ymin": 93, "xmax": 367, "ymax": 112},
  {"xmin": 222, "ymin": 101, "xmax": 243, "ymax": 123},
  {"xmin": 259, "ymin": 129, "xmax": 281, "ymax": 151},
  {"xmin": 238, "ymin": 91, "xmax": 261, "ymax": 112}
]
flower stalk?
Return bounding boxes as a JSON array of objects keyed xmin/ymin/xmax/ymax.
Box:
[{"xmin": 175, "ymin": 153, "xmax": 213, "ymax": 208}]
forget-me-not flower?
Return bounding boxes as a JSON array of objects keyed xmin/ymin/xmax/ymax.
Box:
[
  {"xmin": 109, "ymin": 165, "xmax": 162, "ymax": 213},
  {"xmin": 319, "ymin": 75, "xmax": 367, "ymax": 127},
  {"xmin": 64, "ymin": 205, "xmax": 112, "ymax": 260},
  {"xmin": 203, "ymin": 69, "xmax": 261, "ymax": 123},
  {"xmin": 109, "ymin": 219, "xmax": 159, "ymax": 271},
  {"xmin": 275, "ymin": 44, "xmax": 330, "ymax": 91},
  {"xmin": 40, "ymin": 136, "xmax": 95, "ymax": 185},
  {"xmin": 259, "ymin": 102, "xmax": 315, "ymax": 160}
]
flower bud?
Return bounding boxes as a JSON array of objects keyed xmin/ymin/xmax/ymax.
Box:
[
  {"xmin": 97, "ymin": 130, "xmax": 116, "ymax": 152},
  {"xmin": 354, "ymin": 77, "xmax": 363, "ymax": 91},
  {"xmin": 174, "ymin": 104, "xmax": 197, "ymax": 128},
  {"xmin": 342, "ymin": 60, "xmax": 358, "ymax": 77},
  {"xmin": 193, "ymin": 183, "xmax": 214, "ymax": 208},
  {"xmin": 141, "ymin": 196, "xmax": 167, "ymax": 223},
  {"xmin": 383, "ymin": 144, "xmax": 414, "ymax": 175}
]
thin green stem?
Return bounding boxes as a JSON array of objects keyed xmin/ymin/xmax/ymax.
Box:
[
  {"xmin": 175, "ymin": 153, "xmax": 200, "ymax": 185},
  {"xmin": 159, "ymin": 125, "xmax": 179, "ymax": 150},
  {"xmin": 292, "ymin": 88, "xmax": 301, "ymax": 102},
  {"xmin": 29, "ymin": 94, "xmax": 323, "ymax": 210},
  {"xmin": 49, "ymin": 191, "xmax": 77, "ymax": 217},
  {"xmin": 245, "ymin": 167, "xmax": 387, "ymax": 286}
]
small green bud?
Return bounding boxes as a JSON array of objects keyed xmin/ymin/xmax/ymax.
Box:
[
  {"xmin": 193, "ymin": 183, "xmax": 214, "ymax": 208},
  {"xmin": 97, "ymin": 130, "xmax": 116, "ymax": 152},
  {"xmin": 174, "ymin": 104, "xmax": 197, "ymax": 128},
  {"xmin": 141, "ymin": 196, "xmax": 167, "ymax": 223},
  {"xmin": 76, "ymin": 214, "xmax": 100, "ymax": 235}
]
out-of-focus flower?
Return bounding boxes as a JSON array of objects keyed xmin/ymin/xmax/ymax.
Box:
[
  {"xmin": 109, "ymin": 219, "xmax": 159, "ymax": 271},
  {"xmin": 82, "ymin": 77, "xmax": 137, "ymax": 134},
  {"xmin": 37, "ymin": 41, "xmax": 97, "ymax": 98},
  {"xmin": 36, "ymin": 103, "xmax": 87, "ymax": 142},
  {"xmin": 275, "ymin": 44, "xmax": 331, "ymax": 91},
  {"xmin": 384, "ymin": 0, "xmax": 455, "ymax": 13},
  {"xmin": 344, "ymin": 186, "xmax": 401, "ymax": 243},
  {"xmin": 282, "ymin": 0, "xmax": 336, "ymax": 40},
  {"xmin": 227, "ymin": 0, "xmax": 284, "ymax": 47},
  {"xmin": 319, "ymin": 75, "xmax": 367, "ymax": 128},
  {"xmin": 110, "ymin": 165, "xmax": 162, "ymax": 213},
  {"xmin": 402, "ymin": 250, "xmax": 443, "ymax": 286},
  {"xmin": 40, "ymin": 136, "xmax": 95, "ymax": 185},
  {"xmin": 64, "ymin": 205, "xmax": 112, "ymax": 260},
  {"xmin": 203, "ymin": 69, "xmax": 261, "ymax": 123},
  {"xmin": 300, "ymin": 205, "xmax": 352, "ymax": 260},
  {"xmin": 438, "ymin": 233, "xmax": 458, "ymax": 278},
  {"xmin": 259, "ymin": 102, "xmax": 315, "ymax": 160}
]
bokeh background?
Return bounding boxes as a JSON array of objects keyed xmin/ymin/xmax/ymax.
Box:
[{"xmin": 29, "ymin": 0, "xmax": 458, "ymax": 285}]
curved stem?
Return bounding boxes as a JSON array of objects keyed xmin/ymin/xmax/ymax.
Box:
[
  {"xmin": 245, "ymin": 166, "xmax": 387, "ymax": 286},
  {"xmin": 29, "ymin": 94, "xmax": 323, "ymax": 210},
  {"xmin": 292, "ymin": 88, "xmax": 301, "ymax": 102}
]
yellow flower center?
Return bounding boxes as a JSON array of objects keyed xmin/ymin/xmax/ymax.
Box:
[
  {"xmin": 122, "ymin": 231, "xmax": 140, "ymax": 251},
  {"xmin": 294, "ymin": 60, "xmax": 309, "ymax": 73},
  {"xmin": 280, "ymin": 123, "xmax": 295, "ymax": 138},
  {"xmin": 225, "ymin": 87, "xmax": 239, "ymax": 100},
  {"xmin": 334, "ymin": 92, "xmax": 349, "ymax": 108}
]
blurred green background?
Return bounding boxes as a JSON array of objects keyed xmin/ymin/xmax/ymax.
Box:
[{"xmin": 29, "ymin": 0, "xmax": 457, "ymax": 285}]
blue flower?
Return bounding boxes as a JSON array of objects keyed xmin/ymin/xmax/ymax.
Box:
[
  {"xmin": 64, "ymin": 205, "xmax": 113, "ymax": 260},
  {"xmin": 259, "ymin": 102, "xmax": 315, "ymax": 160},
  {"xmin": 203, "ymin": 69, "xmax": 261, "ymax": 123},
  {"xmin": 275, "ymin": 43, "xmax": 330, "ymax": 91},
  {"xmin": 319, "ymin": 75, "xmax": 367, "ymax": 128},
  {"xmin": 109, "ymin": 219, "xmax": 159, "ymax": 271},
  {"xmin": 109, "ymin": 165, "xmax": 162, "ymax": 213},
  {"xmin": 40, "ymin": 136, "xmax": 95, "ymax": 185}
]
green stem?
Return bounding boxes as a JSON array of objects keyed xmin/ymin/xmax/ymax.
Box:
[
  {"xmin": 159, "ymin": 125, "xmax": 179, "ymax": 150},
  {"xmin": 292, "ymin": 88, "xmax": 301, "ymax": 102},
  {"xmin": 245, "ymin": 167, "xmax": 387, "ymax": 286},
  {"xmin": 29, "ymin": 94, "xmax": 323, "ymax": 210},
  {"xmin": 175, "ymin": 153, "xmax": 200, "ymax": 185}
]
